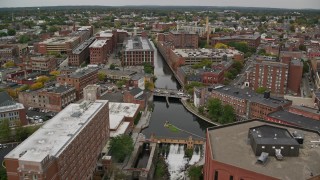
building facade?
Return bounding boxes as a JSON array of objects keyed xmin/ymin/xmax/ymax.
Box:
[
  {"xmin": 68, "ymin": 37, "xmax": 95, "ymax": 66},
  {"xmin": 89, "ymin": 40, "xmax": 111, "ymax": 65},
  {"xmin": 122, "ymin": 37, "xmax": 154, "ymax": 66},
  {"xmin": 5, "ymin": 100, "xmax": 110, "ymax": 180},
  {"xmin": 30, "ymin": 56, "xmax": 57, "ymax": 74},
  {"xmin": 211, "ymin": 34, "xmax": 261, "ymax": 48},
  {"xmin": 18, "ymin": 85, "xmax": 76, "ymax": 112},
  {"xmin": 167, "ymin": 30, "xmax": 199, "ymax": 49},
  {"xmin": 57, "ymin": 66, "xmax": 99, "ymax": 99}
]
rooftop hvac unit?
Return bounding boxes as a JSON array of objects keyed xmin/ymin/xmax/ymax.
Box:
[{"xmin": 257, "ymin": 152, "xmax": 269, "ymax": 165}]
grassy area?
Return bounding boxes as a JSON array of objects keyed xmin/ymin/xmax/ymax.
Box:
[
  {"xmin": 154, "ymin": 157, "xmax": 168, "ymax": 179},
  {"xmin": 165, "ymin": 123, "xmax": 180, "ymax": 133}
]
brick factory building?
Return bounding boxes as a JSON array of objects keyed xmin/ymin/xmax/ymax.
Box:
[
  {"xmin": 57, "ymin": 66, "xmax": 99, "ymax": 99},
  {"xmin": 211, "ymin": 34, "xmax": 261, "ymax": 48},
  {"xmin": 68, "ymin": 37, "xmax": 95, "ymax": 66},
  {"xmin": 167, "ymin": 30, "xmax": 199, "ymax": 49},
  {"xmin": 34, "ymin": 36, "xmax": 81, "ymax": 54},
  {"xmin": 29, "ymin": 56, "xmax": 57, "ymax": 74},
  {"xmin": 0, "ymin": 92, "xmax": 27, "ymax": 127},
  {"xmin": 122, "ymin": 36, "xmax": 154, "ymax": 66},
  {"xmin": 201, "ymin": 85, "xmax": 292, "ymax": 119},
  {"xmin": 5, "ymin": 100, "xmax": 110, "ymax": 180},
  {"xmin": 204, "ymin": 120, "xmax": 320, "ymax": 180},
  {"xmin": 18, "ymin": 85, "xmax": 76, "ymax": 112},
  {"xmin": 89, "ymin": 39, "xmax": 111, "ymax": 64}
]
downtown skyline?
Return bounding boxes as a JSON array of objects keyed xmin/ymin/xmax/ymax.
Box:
[{"xmin": 1, "ymin": 0, "xmax": 320, "ymax": 9}]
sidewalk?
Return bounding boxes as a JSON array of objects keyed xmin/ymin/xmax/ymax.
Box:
[{"xmin": 180, "ymin": 99, "xmax": 220, "ymax": 126}]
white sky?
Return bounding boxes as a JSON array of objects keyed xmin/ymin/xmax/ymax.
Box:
[{"xmin": 0, "ymin": 0, "xmax": 320, "ymax": 9}]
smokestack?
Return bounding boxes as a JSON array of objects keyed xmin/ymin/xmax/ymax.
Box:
[{"xmin": 206, "ymin": 16, "xmax": 210, "ymax": 45}]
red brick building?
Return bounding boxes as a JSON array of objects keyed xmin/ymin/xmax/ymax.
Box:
[
  {"xmin": 18, "ymin": 85, "xmax": 76, "ymax": 112},
  {"xmin": 123, "ymin": 88, "xmax": 149, "ymax": 111},
  {"xmin": 202, "ymin": 85, "xmax": 292, "ymax": 119},
  {"xmin": 30, "ymin": 56, "xmax": 57, "ymax": 74},
  {"xmin": 152, "ymin": 22, "xmax": 177, "ymax": 31},
  {"xmin": 288, "ymin": 105, "xmax": 320, "ymax": 121},
  {"xmin": 204, "ymin": 120, "xmax": 320, "ymax": 180},
  {"xmin": 167, "ymin": 30, "xmax": 199, "ymax": 49},
  {"xmin": 57, "ymin": 66, "xmax": 99, "ymax": 99},
  {"xmin": 89, "ymin": 39, "xmax": 111, "ymax": 64},
  {"xmin": 287, "ymin": 59, "xmax": 303, "ymax": 94},
  {"xmin": 248, "ymin": 60, "xmax": 289, "ymax": 95},
  {"xmin": 211, "ymin": 34, "xmax": 261, "ymax": 48},
  {"xmin": 68, "ymin": 37, "xmax": 95, "ymax": 66},
  {"xmin": 5, "ymin": 100, "xmax": 109, "ymax": 180}
]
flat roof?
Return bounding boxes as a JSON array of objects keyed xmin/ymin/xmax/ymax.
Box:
[
  {"xmin": 109, "ymin": 102, "xmax": 139, "ymax": 118},
  {"xmin": 212, "ymin": 34, "xmax": 260, "ymax": 40},
  {"xmin": 72, "ymin": 37, "xmax": 95, "ymax": 54},
  {"xmin": 98, "ymin": 30, "xmax": 113, "ymax": 38},
  {"xmin": 109, "ymin": 114, "xmax": 124, "ymax": 130},
  {"xmin": 89, "ymin": 39, "xmax": 107, "ymax": 48},
  {"xmin": 268, "ymin": 110, "xmax": 320, "ymax": 131},
  {"xmin": 110, "ymin": 122, "xmax": 130, "ymax": 137},
  {"xmin": 41, "ymin": 36, "xmax": 79, "ymax": 44},
  {"xmin": 173, "ymin": 48, "xmax": 242, "ymax": 59},
  {"xmin": 125, "ymin": 37, "xmax": 154, "ymax": 51},
  {"xmin": 68, "ymin": 66, "xmax": 99, "ymax": 79},
  {"xmin": 208, "ymin": 120, "xmax": 320, "ymax": 180},
  {"xmin": 210, "ymin": 85, "xmax": 291, "ymax": 108},
  {"xmin": 5, "ymin": 100, "xmax": 108, "ymax": 162}
]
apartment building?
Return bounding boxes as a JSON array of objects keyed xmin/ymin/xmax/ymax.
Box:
[
  {"xmin": 167, "ymin": 30, "xmax": 199, "ymax": 49},
  {"xmin": 57, "ymin": 66, "xmax": 99, "ymax": 99},
  {"xmin": 5, "ymin": 100, "xmax": 110, "ymax": 180},
  {"xmin": 68, "ymin": 37, "xmax": 95, "ymax": 66},
  {"xmin": 89, "ymin": 39, "xmax": 111, "ymax": 64},
  {"xmin": 18, "ymin": 85, "xmax": 76, "ymax": 112},
  {"xmin": 202, "ymin": 85, "xmax": 292, "ymax": 119},
  {"xmin": 30, "ymin": 56, "xmax": 57, "ymax": 74},
  {"xmin": 122, "ymin": 36, "xmax": 154, "ymax": 66},
  {"xmin": 0, "ymin": 92, "xmax": 27, "ymax": 127},
  {"xmin": 248, "ymin": 61, "xmax": 289, "ymax": 95}
]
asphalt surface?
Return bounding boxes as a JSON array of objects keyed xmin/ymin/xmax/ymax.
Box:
[{"xmin": 0, "ymin": 143, "xmax": 19, "ymax": 165}]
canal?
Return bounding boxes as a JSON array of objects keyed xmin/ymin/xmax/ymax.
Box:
[{"xmin": 141, "ymin": 50, "xmax": 213, "ymax": 139}]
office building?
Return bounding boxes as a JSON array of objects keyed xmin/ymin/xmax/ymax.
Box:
[{"xmin": 122, "ymin": 37, "xmax": 154, "ymax": 66}]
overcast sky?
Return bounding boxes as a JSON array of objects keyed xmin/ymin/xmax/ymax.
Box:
[{"xmin": 0, "ymin": 0, "xmax": 319, "ymax": 9}]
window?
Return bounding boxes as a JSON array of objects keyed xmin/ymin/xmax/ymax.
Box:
[
  {"xmin": 261, "ymin": 146, "xmax": 265, "ymax": 149},
  {"xmin": 214, "ymin": 171, "xmax": 219, "ymax": 180},
  {"xmin": 291, "ymin": 147, "xmax": 294, "ymax": 149},
  {"xmin": 230, "ymin": 176, "xmax": 234, "ymax": 180}
]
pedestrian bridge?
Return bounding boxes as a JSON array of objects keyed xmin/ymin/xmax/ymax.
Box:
[{"xmin": 153, "ymin": 88, "xmax": 187, "ymax": 99}]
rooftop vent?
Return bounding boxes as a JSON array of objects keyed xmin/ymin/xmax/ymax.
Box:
[{"xmin": 257, "ymin": 152, "xmax": 269, "ymax": 165}]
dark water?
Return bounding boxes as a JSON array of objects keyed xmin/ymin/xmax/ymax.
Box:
[{"xmin": 141, "ymin": 49, "xmax": 213, "ymax": 139}]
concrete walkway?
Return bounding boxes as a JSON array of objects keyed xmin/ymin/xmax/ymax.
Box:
[{"xmin": 180, "ymin": 98, "xmax": 221, "ymax": 126}]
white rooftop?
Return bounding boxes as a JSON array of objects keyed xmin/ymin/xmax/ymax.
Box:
[
  {"xmin": 174, "ymin": 48, "xmax": 242, "ymax": 58},
  {"xmin": 98, "ymin": 30, "xmax": 113, "ymax": 38},
  {"xmin": 109, "ymin": 102, "xmax": 140, "ymax": 118},
  {"xmin": 90, "ymin": 39, "xmax": 107, "ymax": 48},
  {"xmin": 109, "ymin": 114, "xmax": 124, "ymax": 130},
  {"xmin": 5, "ymin": 100, "xmax": 108, "ymax": 163},
  {"xmin": 110, "ymin": 122, "xmax": 130, "ymax": 137}
]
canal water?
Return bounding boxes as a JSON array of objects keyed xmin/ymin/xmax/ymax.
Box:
[{"xmin": 142, "ymin": 50, "xmax": 213, "ymax": 139}]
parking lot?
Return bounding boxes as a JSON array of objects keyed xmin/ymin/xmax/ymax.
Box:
[{"xmin": 0, "ymin": 143, "xmax": 19, "ymax": 164}]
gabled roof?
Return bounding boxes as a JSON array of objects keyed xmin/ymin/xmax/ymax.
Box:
[{"xmin": 0, "ymin": 92, "xmax": 15, "ymax": 107}]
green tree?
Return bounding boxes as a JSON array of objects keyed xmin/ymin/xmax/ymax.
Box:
[
  {"xmin": 109, "ymin": 134, "xmax": 134, "ymax": 162},
  {"xmin": 0, "ymin": 119, "xmax": 11, "ymax": 141},
  {"xmin": 187, "ymin": 165, "xmax": 203, "ymax": 180},
  {"xmin": 18, "ymin": 35, "xmax": 31, "ymax": 44},
  {"xmin": 303, "ymin": 61, "xmax": 309, "ymax": 74},
  {"xmin": 3, "ymin": 61, "xmax": 15, "ymax": 68},
  {"xmin": 116, "ymin": 80, "xmax": 127, "ymax": 88},
  {"xmin": 48, "ymin": 26, "xmax": 59, "ymax": 33},
  {"xmin": 110, "ymin": 64, "xmax": 116, "ymax": 70},
  {"xmin": 220, "ymin": 104, "xmax": 236, "ymax": 124},
  {"xmin": 185, "ymin": 82, "xmax": 204, "ymax": 94},
  {"xmin": 30, "ymin": 82, "xmax": 44, "ymax": 90},
  {"xmin": 214, "ymin": 43, "xmax": 228, "ymax": 49},
  {"xmin": 258, "ymin": 49, "xmax": 267, "ymax": 55},
  {"xmin": 98, "ymin": 72, "xmax": 106, "ymax": 81},
  {"xmin": 0, "ymin": 32, "xmax": 7, "ymax": 37},
  {"xmin": 207, "ymin": 98, "xmax": 222, "ymax": 120},
  {"xmin": 256, "ymin": 86, "xmax": 267, "ymax": 94},
  {"xmin": 185, "ymin": 148, "xmax": 193, "ymax": 158},
  {"xmin": 143, "ymin": 63, "xmax": 154, "ymax": 74},
  {"xmin": 192, "ymin": 59, "xmax": 212, "ymax": 69},
  {"xmin": 7, "ymin": 29, "xmax": 16, "ymax": 36}
]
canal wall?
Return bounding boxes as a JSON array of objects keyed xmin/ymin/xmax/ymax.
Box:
[{"xmin": 180, "ymin": 98, "xmax": 221, "ymax": 126}]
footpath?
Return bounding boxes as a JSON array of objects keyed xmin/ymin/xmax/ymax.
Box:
[{"xmin": 180, "ymin": 98, "xmax": 221, "ymax": 126}]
